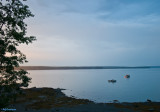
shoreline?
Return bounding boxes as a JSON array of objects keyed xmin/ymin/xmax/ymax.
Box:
[
  {"xmin": 10, "ymin": 87, "xmax": 160, "ymax": 112},
  {"xmin": 15, "ymin": 66, "xmax": 153, "ymax": 70}
]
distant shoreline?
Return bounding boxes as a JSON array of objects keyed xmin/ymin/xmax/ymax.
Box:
[{"xmin": 14, "ymin": 66, "xmax": 160, "ymax": 70}]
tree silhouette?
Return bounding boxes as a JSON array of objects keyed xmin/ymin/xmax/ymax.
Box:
[{"xmin": 0, "ymin": 0, "xmax": 36, "ymax": 108}]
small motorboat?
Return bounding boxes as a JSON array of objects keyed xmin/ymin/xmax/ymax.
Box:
[
  {"xmin": 108, "ymin": 79, "xmax": 116, "ymax": 83},
  {"xmin": 124, "ymin": 74, "xmax": 130, "ymax": 78}
]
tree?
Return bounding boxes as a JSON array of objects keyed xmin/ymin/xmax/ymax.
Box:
[{"xmin": 0, "ymin": 0, "xmax": 36, "ymax": 108}]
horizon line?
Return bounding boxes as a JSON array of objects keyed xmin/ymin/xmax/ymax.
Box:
[{"xmin": 16, "ymin": 66, "xmax": 160, "ymax": 70}]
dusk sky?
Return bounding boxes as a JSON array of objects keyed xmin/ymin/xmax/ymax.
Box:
[{"xmin": 21, "ymin": 0, "xmax": 160, "ymax": 66}]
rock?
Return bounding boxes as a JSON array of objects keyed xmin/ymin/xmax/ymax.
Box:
[
  {"xmin": 38, "ymin": 95, "xmax": 47, "ymax": 99},
  {"xmin": 148, "ymin": 108, "xmax": 155, "ymax": 112}
]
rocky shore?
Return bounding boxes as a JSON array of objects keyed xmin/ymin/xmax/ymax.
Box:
[{"xmin": 5, "ymin": 87, "xmax": 160, "ymax": 112}]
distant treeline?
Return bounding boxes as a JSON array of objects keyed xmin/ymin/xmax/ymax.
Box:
[{"xmin": 13, "ymin": 66, "xmax": 158, "ymax": 70}]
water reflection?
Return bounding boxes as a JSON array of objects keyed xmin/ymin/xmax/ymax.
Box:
[{"xmin": 28, "ymin": 69, "xmax": 160, "ymax": 103}]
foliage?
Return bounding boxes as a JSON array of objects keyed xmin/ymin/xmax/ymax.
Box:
[{"xmin": 0, "ymin": 0, "xmax": 36, "ymax": 108}]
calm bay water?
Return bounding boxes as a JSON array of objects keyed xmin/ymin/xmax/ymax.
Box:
[{"xmin": 28, "ymin": 68, "xmax": 160, "ymax": 103}]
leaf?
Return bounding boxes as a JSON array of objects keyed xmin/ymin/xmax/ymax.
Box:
[{"xmin": 0, "ymin": 0, "xmax": 36, "ymax": 108}]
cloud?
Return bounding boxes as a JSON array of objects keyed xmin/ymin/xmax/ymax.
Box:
[
  {"xmin": 23, "ymin": 0, "xmax": 160, "ymax": 66},
  {"xmin": 26, "ymin": 0, "xmax": 160, "ymax": 24}
]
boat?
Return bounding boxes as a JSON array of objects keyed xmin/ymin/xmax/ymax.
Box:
[
  {"xmin": 124, "ymin": 74, "xmax": 130, "ymax": 78},
  {"xmin": 108, "ymin": 79, "xmax": 116, "ymax": 83}
]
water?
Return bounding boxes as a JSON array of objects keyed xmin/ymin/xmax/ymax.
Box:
[{"xmin": 28, "ymin": 68, "xmax": 160, "ymax": 103}]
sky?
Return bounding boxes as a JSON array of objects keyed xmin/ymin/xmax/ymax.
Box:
[{"xmin": 21, "ymin": 0, "xmax": 160, "ymax": 66}]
